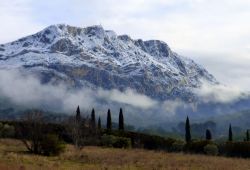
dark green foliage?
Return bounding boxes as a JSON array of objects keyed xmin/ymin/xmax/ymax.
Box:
[
  {"xmin": 228, "ymin": 124, "xmax": 233, "ymax": 142},
  {"xmin": 101, "ymin": 135, "xmax": 131, "ymax": 148},
  {"xmin": 91, "ymin": 108, "xmax": 96, "ymax": 129},
  {"xmin": 204, "ymin": 144, "xmax": 218, "ymax": 155},
  {"xmin": 113, "ymin": 136, "xmax": 131, "ymax": 148},
  {"xmin": 119, "ymin": 108, "xmax": 124, "ymax": 131},
  {"xmin": 184, "ymin": 140, "xmax": 213, "ymax": 153},
  {"xmin": 40, "ymin": 134, "xmax": 66, "ymax": 156},
  {"xmin": 107, "ymin": 109, "xmax": 112, "ymax": 130},
  {"xmin": 0, "ymin": 123, "xmax": 15, "ymax": 138},
  {"xmin": 76, "ymin": 106, "xmax": 81, "ymax": 121},
  {"xmin": 221, "ymin": 141, "xmax": 250, "ymax": 157},
  {"xmin": 171, "ymin": 140, "xmax": 185, "ymax": 152},
  {"xmin": 206, "ymin": 129, "xmax": 212, "ymax": 140},
  {"xmin": 246, "ymin": 130, "xmax": 249, "ymax": 141},
  {"xmin": 185, "ymin": 116, "xmax": 191, "ymax": 143},
  {"xmin": 98, "ymin": 117, "xmax": 101, "ymax": 129}
]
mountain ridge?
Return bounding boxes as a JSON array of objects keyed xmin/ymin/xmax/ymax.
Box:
[{"xmin": 0, "ymin": 24, "xmax": 217, "ymax": 101}]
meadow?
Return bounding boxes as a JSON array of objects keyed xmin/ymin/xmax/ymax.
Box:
[{"xmin": 0, "ymin": 139, "xmax": 250, "ymax": 170}]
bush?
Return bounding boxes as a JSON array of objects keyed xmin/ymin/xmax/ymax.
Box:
[
  {"xmin": 101, "ymin": 135, "xmax": 131, "ymax": 148},
  {"xmin": 222, "ymin": 141, "xmax": 250, "ymax": 157},
  {"xmin": 171, "ymin": 140, "xmax": 185, "ymax": 152},
  {"xmin": 40, "ymin": 134, "xmax": 66, "ymax": 156},
  {"xmin": 0, "ymin": 123, "xmax": 15, "ymax": 138},
  {"xmin": 184, "ymin": 140, "xmax": 212, "ymax": 153},
  {"xmin": 204, "ymin": 144, "xmax": 218, "ymax": 156},
  {"xmin": 113, "ymin": 137, "xmax": 131, "ymax": 148}
]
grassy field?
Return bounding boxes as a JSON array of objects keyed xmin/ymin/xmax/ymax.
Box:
[{"xmin": 0, "ymin": 139, "xmax": 250, "ymax": 170}]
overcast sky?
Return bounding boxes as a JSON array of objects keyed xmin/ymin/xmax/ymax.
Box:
[{"xmin": 0, "ymin": 0, "xmax": 250, "ymax": 90}]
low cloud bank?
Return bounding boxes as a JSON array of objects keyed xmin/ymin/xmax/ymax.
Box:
[
  {"xmin": 194, "ymin": 80, "xmax": 246, "ymax": 103},
  {"xmin": 0, "ymin": 70, "xmax": 158, "ymax": 113},
  {"xmin": 0, "ymin": 70, "xmax": 247, "ymax": 122}
]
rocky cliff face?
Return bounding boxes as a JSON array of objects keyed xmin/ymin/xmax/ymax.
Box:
[{"xmin": 0, "ymin": 24, "xmax": 217, "ymax": 101}]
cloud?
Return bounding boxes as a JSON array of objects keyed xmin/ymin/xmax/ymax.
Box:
[
  {"xmin": 97, "ymin": 89, "xmax": 158, "ymax": 109},
  {"xmin": 193, "ymin": 80, "xmax": 246, "ymax": 103},
  {"xmin": 0, "ymin": 69, "xmax": 158, "ymax": 113}
]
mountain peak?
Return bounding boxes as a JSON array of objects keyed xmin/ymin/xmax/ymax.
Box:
[{"xmin": 0, "ymin": 24, "xmax": 217, "ymax": 101}]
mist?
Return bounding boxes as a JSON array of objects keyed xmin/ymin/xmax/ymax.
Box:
[
  {"xmin": 0, "ymin": 69, "xmax": 249, "ymax": 128},
  {"xmin": 0, "ymin": 69, "xmax": 159, "ymax": 113}
]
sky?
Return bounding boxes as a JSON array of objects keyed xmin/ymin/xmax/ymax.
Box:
[{"xmin": 0, "ymin": 0, "xmax": 250, "ymax": 91}]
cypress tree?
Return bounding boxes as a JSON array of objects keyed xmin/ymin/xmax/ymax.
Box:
[
  {"xmin": 107, "ymin": 109, "xmax": 112, "ymax": 130},
  {"xmin": 119, "ymin": 108, "xmax": 124, "ymax": 130},
  {"xmin": 76, "ymin": 105, "xmax": 81, "ymax": 121},
  {"xmin": 98, "ymin": 116, "xmax": 101, "ymax": 129},
  {"xmin": 228, "ymin": 124, "xmax": 233, "ymax": 142},
  {"xmin": 246, "ymin": 130, "xmax": 249, "ymax": 141},
  {"xmin": 206, "ymin": 129, "xmax": 212, "ymax": 140},
  {"xmin": 91, "ymin": 108, "xmax": 96, "ymax": 129},
  {"xmin": 185, "ymin": 116, "xmax": 191, "ymax": 143}
]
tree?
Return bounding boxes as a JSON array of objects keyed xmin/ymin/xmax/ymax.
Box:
[
  {"xmin": 67, "ymin": 106, "xmax": 87, "ymax": 148},
  {"xmin": 119, "ymin": 108, "xmax": 124, "ymax": 131},
  {"xmin": 98, "ymin": 116, "xmax": 101, "ymax": 130},
  {"xmin": 91, "ymin": 108, "xmax": 96, "ymax": 130},
  {"xmin": 206, "ymin": 129, "xmax": 212, "ymax": 140},
  {"xmin": 185, "ymin": 116, "xmax": 191, "ymax": 143},
  {"xmin": 107, "ymin": 109, "xmax": 112, "ymax": 130},
  {"xmin": 76, "ymin": 105, "xmax": 81, "ymax": 121},
  {"xmin": 246, "ymin": 130, "xmax": 249, "ymax": 141},
  {"xmin": 17, "ymin": 111, "xmax": 44, "ymax": 154},
  {"xmin": 228, "ymin": 124, "xmax": 233, "ymax": 142}
]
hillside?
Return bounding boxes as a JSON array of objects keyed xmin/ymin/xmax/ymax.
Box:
[{"xmin": 0, "ymin": 139, "xmax": 250, "ymax": 170}]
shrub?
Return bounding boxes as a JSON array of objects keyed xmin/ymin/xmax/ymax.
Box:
[
  {"xmin": 113, "ymin": 137, "xmax": 131, "ymax": 148},
  {"xmin": 222, "ymin": 141, "xmax": 250, "ymax": 157},
  {"xmin": 101, "ymin": 135, "xmax": 117, "ymax": 147},
  {"xmin": 171, "ymin": 140, "xmax": 185, "ymax": 152},
  {"xmin": 101, "ymin": 135, "xmax": 131, "ymax": 148},
  {"xmin": 40, "ymin": 134, "xmax": 66, "ymax": 156},
  {"xmin": 0, "ymin": 124, "xmax": 15, "ymax": 138},
  {"xmin": 204, "ymin": 144, "xmax": 218, "ymax": 156},
  {"xmin": 184, "ymin": 140, "xmax": 212, "ymax": 153}
]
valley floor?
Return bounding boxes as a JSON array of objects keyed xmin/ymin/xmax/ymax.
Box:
[{"xmin": 0, "ymin": 139, "xmax": 249, "ymax": 170}]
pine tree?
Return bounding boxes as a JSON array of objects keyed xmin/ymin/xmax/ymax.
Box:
[
  {"xmin": 91, "ymin": 108, "xmax": 96, "ymax": 129},
  {"xmin": 119, "ymin": 108, "xmax": 124, "ymax": 130},
  {"xmin": 246, "ymin": 130, "xmax": 249, "ymax": 141},
  {"xmin": 206, "ymin": 129, "xmax": 212, "ymax": 140},
  {"xmin": 76, "ymin": 105, "xmax": 81, "ymax": 121},
  {"xmin": 185, "ymin": 116, "xmax": 191, "ymax": 143},
  {"xmin": 98, "ymin": 116, "xmax": 101, "ymax": 129},
  {"xmin": 107, "ymin": 109, "xmax": 112, "ymax": 130},
  {"xmin": 228, "ymin": 124, "xmax": 233, "ymax": 142}
]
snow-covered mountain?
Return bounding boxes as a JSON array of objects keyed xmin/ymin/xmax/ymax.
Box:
[{"xmin": 0, "ymin": 24, "xmax": 217, "ymax": 101}]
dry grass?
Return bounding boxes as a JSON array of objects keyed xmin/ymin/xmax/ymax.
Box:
[{"xmin": 0, "ymin": 139, "xmax": 250, "ymax": 170}]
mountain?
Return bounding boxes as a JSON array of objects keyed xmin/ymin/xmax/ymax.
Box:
[{"xmin": 0, "ymin": 24, "xmax": 217, "ymax": 102}]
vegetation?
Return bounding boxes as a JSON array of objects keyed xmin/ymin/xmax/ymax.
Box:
[
  {"xmin": 118, "ymin": 108, "xmax": 124, "ymax": 131},
  {"xmin": 185, "ymin": 116, "xmax": 191, "ymax": 143},
  {"xmin": 1, "ymin": 139, "xmax": 250, "ymax": 170},
  {"xmin": 229, "ymin": 124, "xmax": 233, "ymax": 142},
  {"xmin": 106, "ymin": 109, "xmax": 112, "ymax": 131},
  {"xmin": 206, "ymin": 129, "xmax": 212, "ymax": 140},
  {"xmin": 1, "ymin": 105, "xmax": 250, "ymax": 164}
]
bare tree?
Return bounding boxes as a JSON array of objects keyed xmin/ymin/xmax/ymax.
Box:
[{"xmin": 17, "ymin": 111, "xmax": 44, "ymax": 154}]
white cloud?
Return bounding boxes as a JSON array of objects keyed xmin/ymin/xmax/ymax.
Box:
[
  {"xmin": 0, "ymin": 70, "xmax": 158, "ymax": 112},
  {"xmin": 97, "ymin": 89, "xmax": 158, "ymax": 109},
  {"xmin": 193, "ymin": 80, "xmax": 246, "ymax": 103}
]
